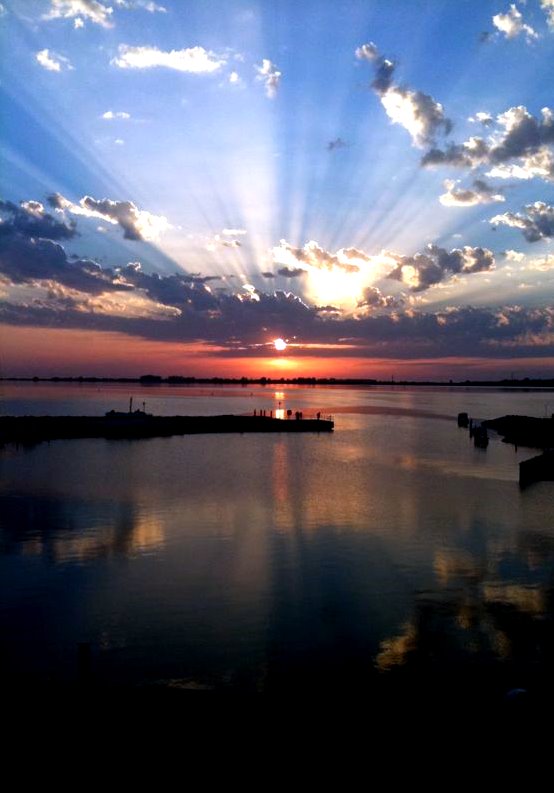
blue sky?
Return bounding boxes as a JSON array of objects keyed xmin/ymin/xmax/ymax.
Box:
[{"xmin": 2, "ymin": 0, "xmax": 554, "ymax": 377}]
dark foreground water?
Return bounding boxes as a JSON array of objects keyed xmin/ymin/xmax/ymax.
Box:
[{"xmin": 1, "ymin": 382, "xmax": 554, "ymax": 709}]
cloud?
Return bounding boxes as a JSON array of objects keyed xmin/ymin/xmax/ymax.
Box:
[
  {"xmin": 102, "ymin": 110, "xmax": 131, "ymax": 120},
  {"xmin": 273, "ymin": 239, "xmax": 369, "ymax": 274},
  {"xmin": 4, "ymin": 272, "xmax": 554, "ymax": 361},
  {"xmin": 206, "ymin": 234, "xmax": 242, "ymax": 250},
  {"xmin": 327, "ymin": 137, "xmax": 348, "ymax": 151},
  {"xmin": 1, "ymin": 197, "xmax": 549, "ymax": 361},
  {"xmin": 424, "ymin": 105, "xmax": 554, "ymax": 182},
  {"xmin": 357, "ymin": 286, "xmax": 403, "ymax": 310},
  {"xmin": 355, "ymin": 42, "xmax": 380, "ymax": 61},
  {"xmin": 0, "ymin": 199, "xmax": 76, "ymax": 240},
  {"xmin": 48, "ymin": 193, "xmax": 169, "ymax": 241},
  {"xmin": 36, "ymin": 49, "xmax": 73, "ymax": 72},
  {"xmin": 255, "ymin": 59, "xmax": 282, "ymax": 99},
  {"xmin": 380, "ymin": 87, "xmax": 453, "ymax": 148},
  {"xmin": 228, "ymin": 71, "xmax": 243, "ymax": 86},
  {"xmin": 261, "ymin": 271, "xmax": 275, "ymax": 278},
  {"xmin": 492, "ymin": 4, "xmax": 539, "ymax": 42},
  {"xmin": 439, "ymin": 178, "xmax": 505, "ymax": 206},
  {"xmin": 112, "ymin": 45, "xmax": 225, "ymax": 73},
  {"xmin": 490, "ymin": 201, "xmax": 554, "ymax": 242},
  {"xmin": 222, "ymin": 228, "xmax": 247, "ymax": 236},
  {"xmin": 526, "ymin": 253, "xmax": 554, "ymax": 271},
  {"xmin": 277, "ymin": 267, "xmax": 307, "ymax": 278},
  {"xmin": 43, "ymin": 0, "xmax": 113, "ymax": 28},
  {"xmin": 542, "ymin": 0, "xmax": 554, "ymax": 28},
  {"xmin": 468, "ymin": 112, "xmax": 493, "ymax": 126},
  {"xmin": 502, "ymin": 249, "xmax": 526, "ymax": 262},
  {"xmin": 356, "ymin": 41, "xmax": 451, "ymax": 148},
  {"xmin": 115, "ymin": 0, "xmax": 167, "ymax": 11},
  {"xmin": 387, "ymin": 244, "xmax": 495, "ymax": 291}
]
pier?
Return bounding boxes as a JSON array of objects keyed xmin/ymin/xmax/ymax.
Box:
[
  {"xmin": 520, "ymin": 451, "xmax": 554, "ymax": 487},
  {"xmin": 0, "ymin": 413, "xmax": 334, "ymax": 444}
]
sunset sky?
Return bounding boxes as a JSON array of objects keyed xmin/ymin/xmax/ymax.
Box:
[{"xmin": 2, "ymin": 0, "xmax": 554, "ymax": 378}]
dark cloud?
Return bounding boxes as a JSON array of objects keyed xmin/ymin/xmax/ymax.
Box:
[
  {"xmin": 0, "ymin": 235, "xmax": 129, "ymax": 295},
  {"xmin": 490, "ymin": 202, "xmax": 554, "ymax": 242},
  {"xmin": 261, "ymin": 271, "xmax": 275, "ymax": 278},
  {"xmin": 422, "ymin": 106, "xmax": 554, "ymax": 181},
  {"xmin": 277, "ymin": 266, "xmax": 307, "ymax": 278},
  {"xmin": 47, "ymin": 192, "xmax": 169, "ymax": 241},
  {"xmin": 117, "ymin": 262, "xmax": 219, "ymax": 310},
  {"xmin": 2, "ymin": 291, "xmax": 554, "ymax": 361},
  {"xmin": 440, "ymin": 178, "xmax": 505, "ymax": 206},
  {"xmin": 0, "ymin": 199, "xmax": 76, "ymax": 240},
  {"xmin": 387, "ymin": 244, "xmax": 495, "ymax": 291},
  {"xmin": 327, "ymin": 137, "xmax": 348, "ymax": 151},
  {"xmin": 358, "ymin": 286, "xmax": 404, "ymax": 310},
  {"xmin": 274, "ymin": 240, "xmax": 361, "ymax": 273}
]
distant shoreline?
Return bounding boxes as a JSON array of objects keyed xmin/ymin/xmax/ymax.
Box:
[{"xmin": 3, "ymin": 375, "xmax": 554, "ymax": 389}]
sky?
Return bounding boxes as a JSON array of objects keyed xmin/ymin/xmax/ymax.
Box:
[{"xmin": 2, "ymin": 0, "xmax": 554, "ymax": 378}]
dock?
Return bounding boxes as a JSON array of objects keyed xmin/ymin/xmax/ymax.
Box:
[
  {"xmin": 483, "ymin": 415, "xmax": 554, "ymax": 449},
  {"xmin": 520, "ymin": 451, "xmax": 554, "ymax": 487},
  {"xmin": 0, "ymin": 413, "xmax": 334, "ymax": 444}
]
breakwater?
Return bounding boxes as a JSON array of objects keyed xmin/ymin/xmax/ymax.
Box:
[
  {"xmin": 483, "ymin": 415, "xmax": 554, "ymax": 449},
  {"xmin": 0, "ymin": 413, "xmax": 334, "ymax": 444}
]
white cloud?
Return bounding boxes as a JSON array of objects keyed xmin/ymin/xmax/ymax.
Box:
[
  {"xmin": 36, "ymin": 49, "xmax": 73, "ymax": 72},
  {"xmin": 541, "ymin": 0, "xmax": 554, "ymax": 29},
  {"xmin": 380, "ymin": 87, "xmax": 450, "ymax": 148},
  {"xmin": 527, "ymin": 254, "xmax": 554, "ymax": 271},
  {"xmin": 439, "ymin": 178, "xmax": 505, "ymax": 207},
  {"xmin": 490, "ymin": 202, "xmax": 554, "ymax": 242},
  {"xmin": 492, "ymin": 4, "xmax": 539, "ymax": 41},
  {"xmin": 44, "ymin": 0, "xmax": 114, "ymax": 28},
  {"xmin": 112, "ymin": 44, "xmax": 225, "ymax": 73},
  {"xmin": 487, "ymin": 147, "xmax": 554, "ymax": 181},
  {"xmin": 115, "ymin": 0, "xmax": 167, "ymax": 11},
  {"xmin": 49, "ymin": 193, "xmax": 170, "ymax": 241},
  {"xmin": 356, "ymin": 41, "xmax": 451, "ymax": 148},
  {"xmin": 355, "ymin": 42, "xmax": 379, "ymax": 61},
  {"xmin": 255, "ymin": 59, "xmax": 282, "ymax": 99},
  {"xmin": 228, "ymin": 71, "xmax": 243, "ymax": 86},
  {"xmin": 102, "ymin": 110, "xmax": 131, "ymax": 119},
  {"xmin": 468, "ymin": 111, "xmax": 493, "ymax": 125},
  {"xmin": 504, "ymin": 249, "xmax": 525, "ymax": 262},
  {"xmin": 222, "ymin": 228, "xmax": 247, "ymax": 236}
]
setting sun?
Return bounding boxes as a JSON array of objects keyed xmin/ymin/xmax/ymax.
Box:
[{"xmin": 274, "ymin": 338, "xmax": 287, "ymax": 351}]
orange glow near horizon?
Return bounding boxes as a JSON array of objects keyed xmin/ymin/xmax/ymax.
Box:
[{"xmin": 2, "ymin": 324, "xmax": 554, "ymax": 380}]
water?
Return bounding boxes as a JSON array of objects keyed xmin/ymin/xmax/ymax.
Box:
[{"xmin": 1, "ymin": 382, "xmax": 554, "ymax": 705}]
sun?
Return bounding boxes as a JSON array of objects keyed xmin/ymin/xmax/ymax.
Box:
[{"xmin": 274, "ymin": 338, "xmax": 287, "ymax": 351}]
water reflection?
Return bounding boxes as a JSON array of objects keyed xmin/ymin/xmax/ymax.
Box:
[
  {"xmin": 0, "ymin": 494, "xmax": 165, "ymax": 562},
  {"xmin": 1, "ymin": 385, "xmax": 554, "ymax": 702}
]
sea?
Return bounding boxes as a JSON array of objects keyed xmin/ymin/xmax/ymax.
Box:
[{"xmin": 2, "ymin": 381, "xmax": 554, "ymax": 709}]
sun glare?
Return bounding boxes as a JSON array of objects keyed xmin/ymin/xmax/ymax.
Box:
[{"xmin": 274, "ymin": 338, "xmax": 287, "ymax": 351}]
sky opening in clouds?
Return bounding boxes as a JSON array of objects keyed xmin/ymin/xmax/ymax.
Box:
[{"xmin": 1, "ymin": 0, "xmax": 554, "ymax": 378}]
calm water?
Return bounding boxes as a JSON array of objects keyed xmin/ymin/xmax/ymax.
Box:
[{"xmin": 2, "ymin": 382, "xmax": 554, "ymax": 703}]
